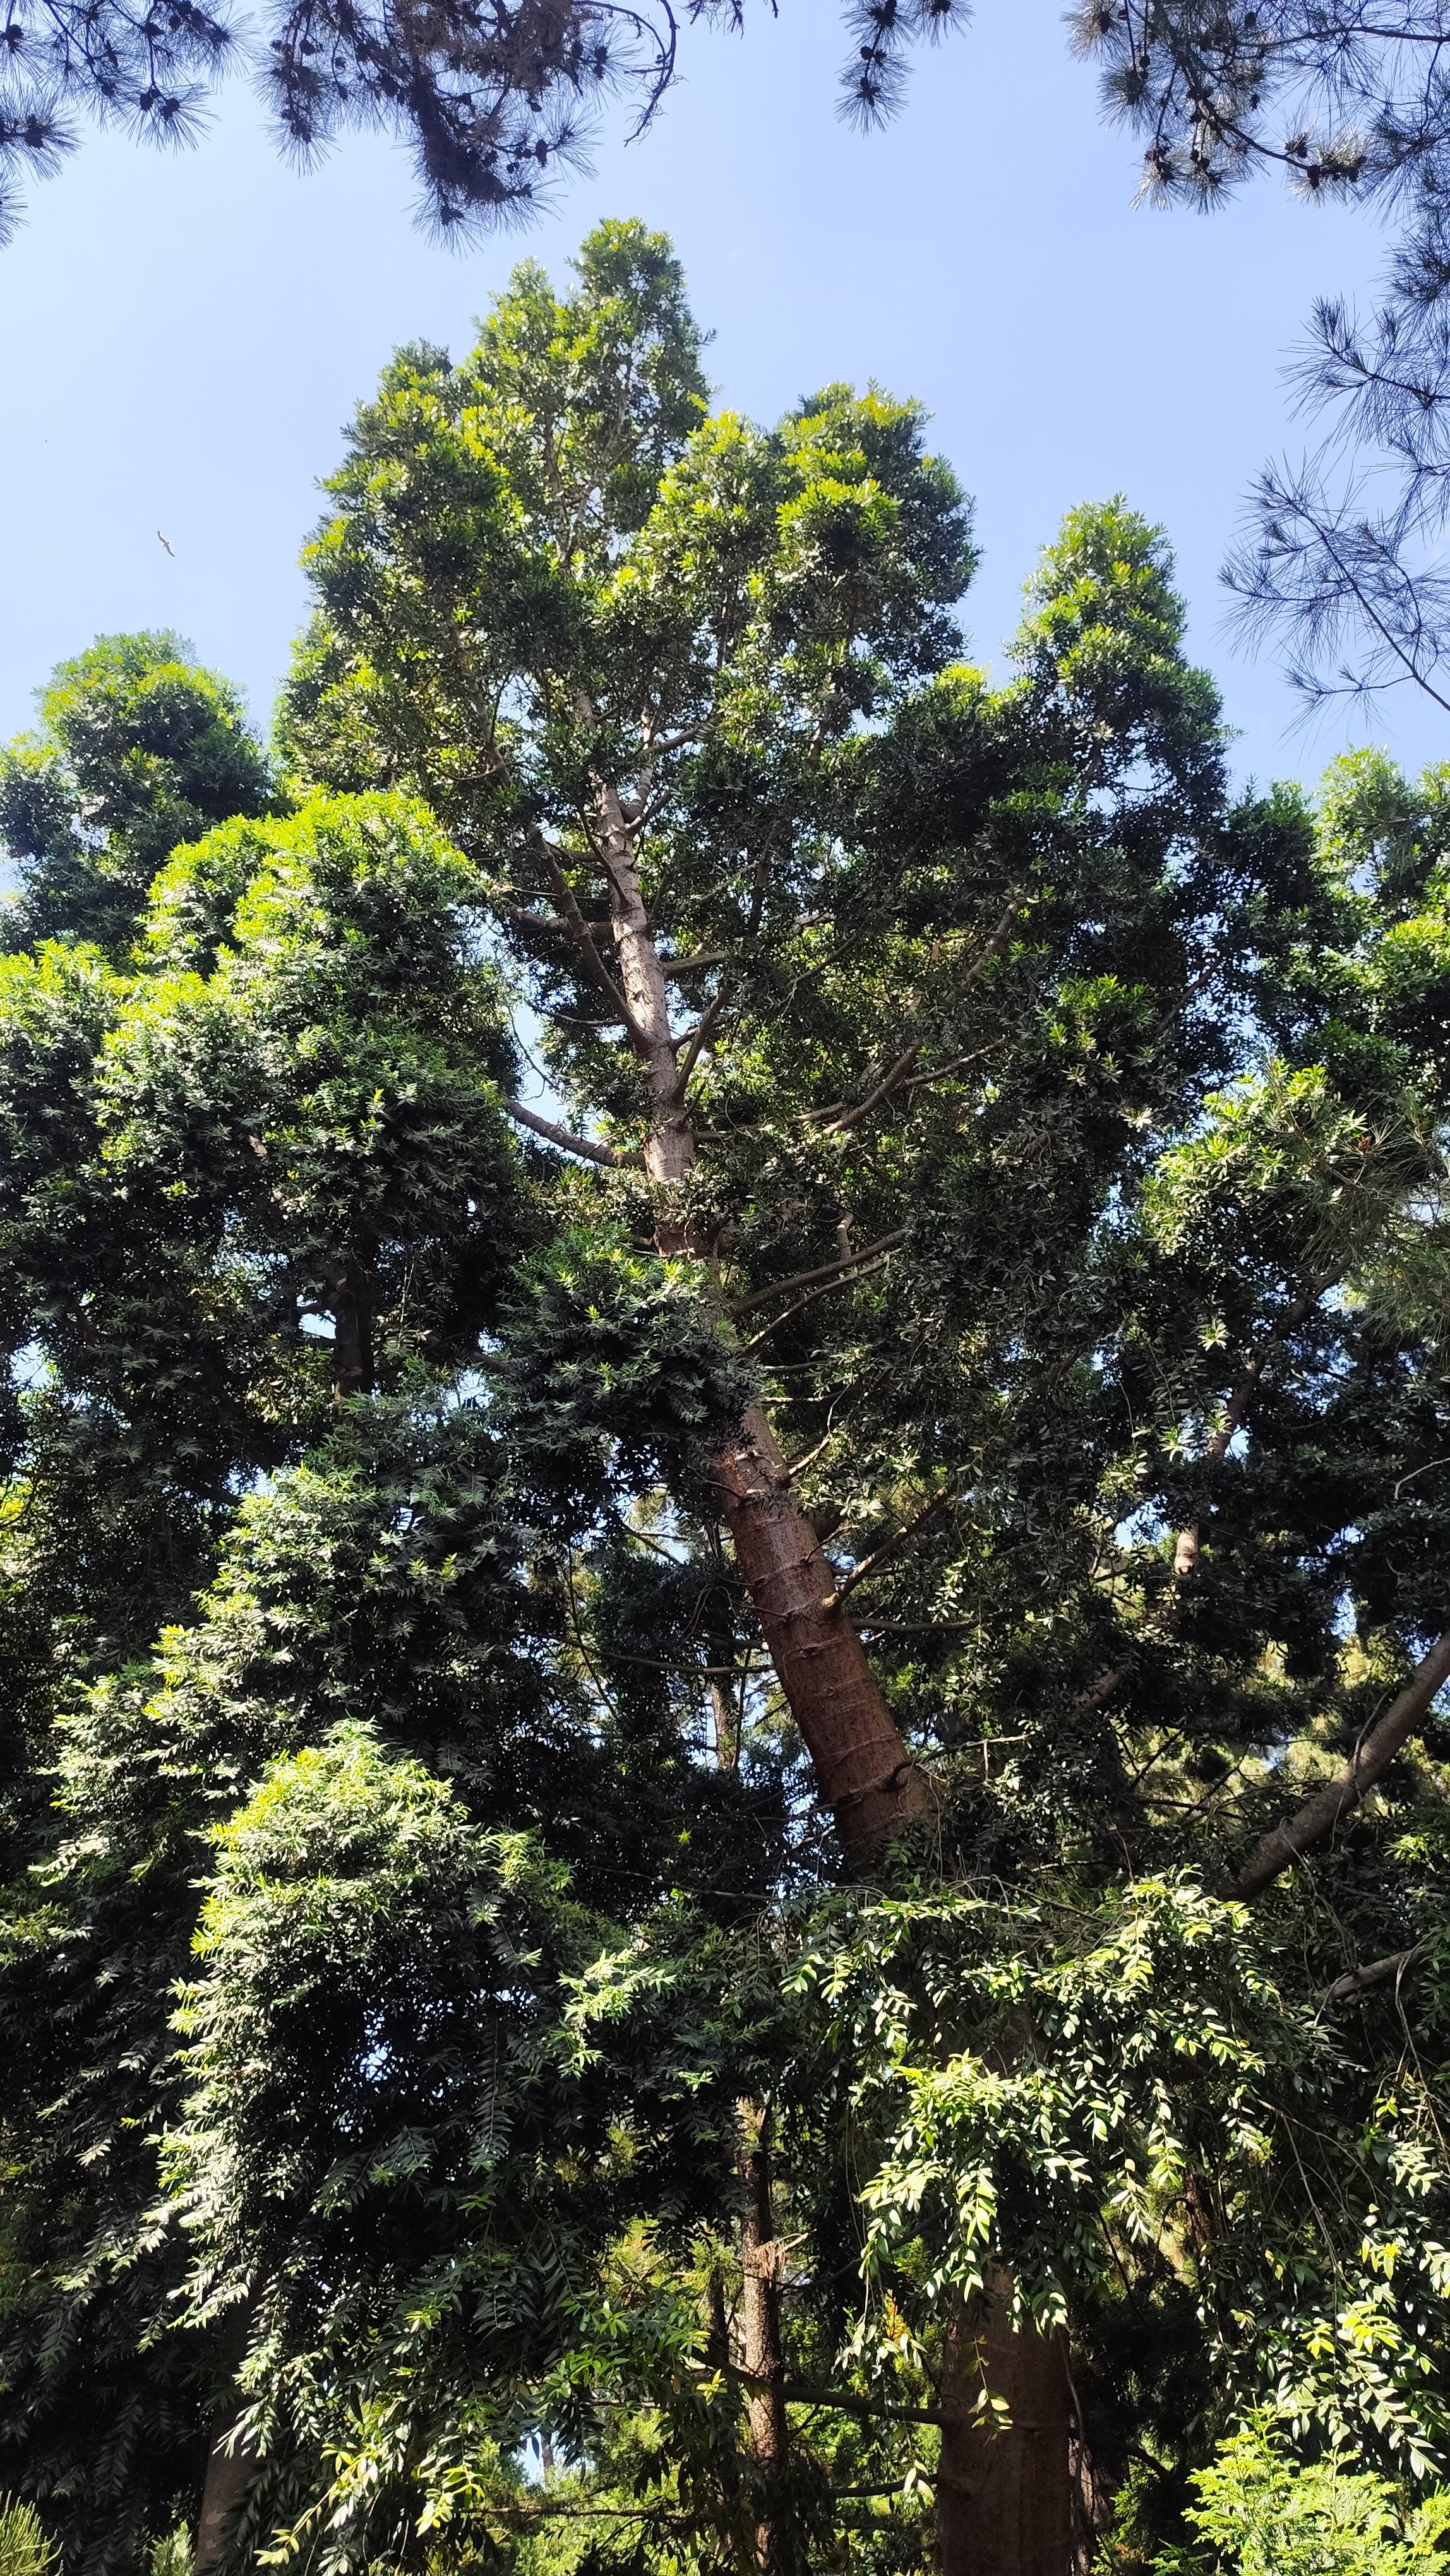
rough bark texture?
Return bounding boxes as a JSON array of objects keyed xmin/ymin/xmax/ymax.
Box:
[
  {"xmin": 936, "ymin": 2286, "xmax": 1073, "ymax": 2576},
  {"xmin": 1238, "ymin": 1626, "xmax": 1450, "ymax": 1895},
  {"xmin": 712, "ymin": 1400, "xmax": 938, "ymax": 1856}
]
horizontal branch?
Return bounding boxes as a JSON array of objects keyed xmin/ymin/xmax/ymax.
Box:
[
  {"xmin": 1237, "ymin": 1629, "xmax": 1450, "ymax": 1897},
  {"xmin": 505, "ymin": 1099, "xmax": 642, "ymax": 1170},
  {"xmin": 686, "ymin": 2357, "xmax": 943, "ymax": 2426}
]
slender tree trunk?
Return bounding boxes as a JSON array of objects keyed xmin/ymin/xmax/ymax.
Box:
[
  {"xmin": 736, "ymin": 2102, "xmax": 788, "ymax": 2572},
  {"xmin": 936, "ymin": 2284, "xmax": 1072, "ymax": 2576},
  {"xmin": 592, "ymin": 777, "xmax": 933, "ymax": 1863}
]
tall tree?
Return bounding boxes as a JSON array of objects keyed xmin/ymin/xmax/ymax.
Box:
[{"xmin": 8, "ymin": 222, "xmax": 1450, "ymax": 2576}]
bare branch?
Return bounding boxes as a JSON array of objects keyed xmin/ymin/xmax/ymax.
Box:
[
  {"xmin": 505, "ymin": 1097, "xmax": 642, "ymax": 1169},
  {"xmin": 1324, "ymin": 1938, "xmax": 1430, "ymax": 2001}
]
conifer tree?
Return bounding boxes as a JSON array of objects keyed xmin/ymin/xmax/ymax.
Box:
[{"xmin": 5, "ymin": 224, "xmax": 1450, "ymax": 2576}]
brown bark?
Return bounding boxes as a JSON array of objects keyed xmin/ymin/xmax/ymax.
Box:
[
  {"xmin": 1238, "ymin": 1627, "xmax": 1450, "ymax": 1895},
  {"xmin": 1172, "ymin": 1362, "xmax": 1262, "ymax": 1577},
  {"xmin": 193, "ymin": 2307, "xmax": 256, "ymax": 2573},
  {"xmin": 544, "ymin": 759, "xmax": 1061, "ymax": 2569},
  {"xmin": 712, "ymin": 1400, "xmax": 938, "ymax": 1856},
  {"xmin": 935, "ymin": 2284, "xmax": 1073, "ymax": 2576},
  {"xmin": 586, "ymin": 770, "xmax": 933, "ymax": 1863},
  {"xmin": 736, "ymin": 2102, "xmax": 788, "ymax": 2572}
]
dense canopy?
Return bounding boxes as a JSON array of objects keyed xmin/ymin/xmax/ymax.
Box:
[{"xmin": 3, "ymin": 224, "xmax": 1450, "ymax": 2576}]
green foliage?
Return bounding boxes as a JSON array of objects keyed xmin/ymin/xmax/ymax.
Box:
[
  {"xmin": 7, "ymin": 225, "xmax": 1450, "ymax": 2576},
  {"xmin": 0, "ymin": 2500, "xmax": 57, "ymax": 2576},
  {"xmin": 1154, "ymin": 2418, "xmax": 1450, "ymax": 2574},
  {"xmin": 0, "ymin": 635, "xmax": 274, "ymax": 955}
]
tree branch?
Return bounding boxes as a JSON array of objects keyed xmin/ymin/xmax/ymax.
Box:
[
  {"xmin": 1324, "ymin": 1939, "xmax": 1430, "ymax": 2001},
  {"xmin": 728, "ymin": 1228, "xmax": 909, "ymax": 1320},
  {"xmin": 740, "ymin": 1249, "xmax": 904, "ymax": 1351},
  {"xmin": 818, "ymin": 897, "xmax": 1024, "ymax": 1138},
  {"xmin": 822, "ymin": 1042, "xmax": 922, "ymax": 1136},
  {"xmin": 830, "ymin": 1479, "xmax": 966, "ymax": 1607},
  {"xmin": 505, "ymin": 1098, "xmax": 642, "ymax": 1169},
  {"xmin": 1237, "ymin": 1628, "xmax": 1450, "ymax": 1897},
  {"xmin": 1175, "ymin": 1287, "xmax": 1318, "ymax": 1575},
  {"xmin": 673, "ymin": 984, "xmax": 733, "ymax": 1095},
  {"xmin": 530, "ymin": 833, "xmax": 647, "ymax": 1042}
]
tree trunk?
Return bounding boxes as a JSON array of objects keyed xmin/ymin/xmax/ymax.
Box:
[
  {"xmin": 712, "ymin": 1400, "xmax": 938, "ymax": 1856},
  {"xmin": 592, "ymin": 776, "xmax": 934, "ymax": 1864},
  {"xmin": 936, "ymin": 2285, "xmax": 1073, "ymax": 2576},
  {"xmin": 194, "ymin": 2402, "xmax": 255, "ymax": 2574},
  {"xmin": 330, "ymin": 1251, "xmax": 374, "ymax": 1403},
  {"xmin": 737, "ymin": 2102, "xmax": 788, "ymax": 2572},
  {"xmin": 580, "ymin": 763, "xmax": 1057, "ymax": 2564}
]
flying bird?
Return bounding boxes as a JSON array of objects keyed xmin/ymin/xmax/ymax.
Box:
[{"xmin": 157, "ymin": 530, "xmax": 174, "ymax": 556}]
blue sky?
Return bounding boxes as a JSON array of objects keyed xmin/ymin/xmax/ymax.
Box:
[{"xmin": 1, "ymin": 0, "xmax": 1435, "ymax": 793}]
